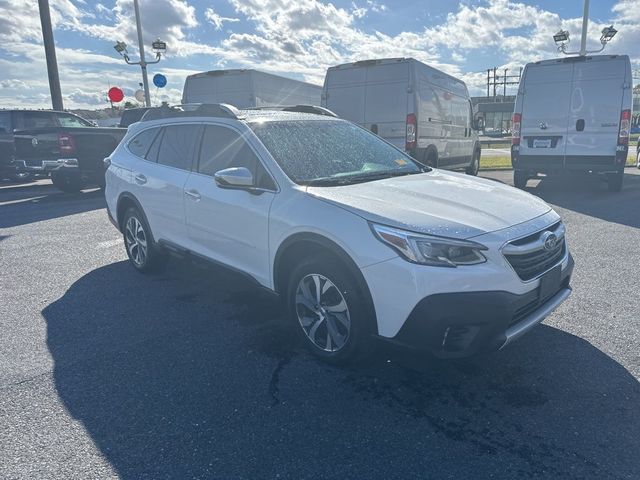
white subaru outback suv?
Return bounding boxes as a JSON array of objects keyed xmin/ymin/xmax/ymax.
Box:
[{"xmin": 105, "ymin": 104, "xmax": 573, "ymax": 363}]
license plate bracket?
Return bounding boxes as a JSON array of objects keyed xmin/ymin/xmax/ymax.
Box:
[{"xmin": 539, "ymin": 265, "xmax": 562, "ymax": 304}]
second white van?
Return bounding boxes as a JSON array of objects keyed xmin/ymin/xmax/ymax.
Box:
[
  {"xmin": 511, "ymin": 55, "xmax": 633, "ymax": 191},
  {"xmin": 322, "ymin": 58, "xmax": 481, "ymax": 174}
]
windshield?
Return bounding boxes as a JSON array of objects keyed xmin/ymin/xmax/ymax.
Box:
[{"xmin": 249, "ymin": 119, "xmax": 425, "ymax": 185}]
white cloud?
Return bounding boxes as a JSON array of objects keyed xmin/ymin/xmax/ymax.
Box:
[{"xmin": 204, "ymin": 7, "xmax": 239, "ymax": 31}]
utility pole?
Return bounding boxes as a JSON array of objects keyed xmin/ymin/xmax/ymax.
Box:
[
  {"xmin": 579, "ymin": 0, "xmax": 590, "ymax": 56},
  {"xmin": 133, "ymin": 0, "xmax": 151, "ymax": 107},
  {"xmin": 38, "ymin": 0, "xmax": 63, "ymax": 110},
  {"xmin": 112, "ymin": 0, "xmax": 165, "ymax": 108}
]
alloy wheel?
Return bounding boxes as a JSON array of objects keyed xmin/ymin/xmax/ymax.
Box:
[
  {"xmin": 295, "ymin": 273, "xmax": 351, "ymax": 352},
  {"xmin": 125, "ymin": 216, "xmax": 148, "ymax": 267}
]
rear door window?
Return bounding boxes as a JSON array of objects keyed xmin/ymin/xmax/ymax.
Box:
[
  {"xmin": 128, "ymin": 128, "xmax": 160, "ymax": 158},
  {"xmin": 156, "ymin": 124, "xmax": 200, "ymax": 171},
  {"xmin": 21, "ymin": 112, "xmax": 58, "ymax": 129}
]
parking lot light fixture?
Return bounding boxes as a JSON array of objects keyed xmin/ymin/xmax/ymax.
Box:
[
  {"xmin": 601, "ymin": 25, "xmax": 617, "ymax": 43},
  {"xmin": 553, "ymin": 30, "xmax": 570, "ymax": 45}
]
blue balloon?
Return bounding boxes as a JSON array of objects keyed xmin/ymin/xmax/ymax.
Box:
[{"xmin": 153, "ymin": 74, "xmax": 167, "ymax": 88}]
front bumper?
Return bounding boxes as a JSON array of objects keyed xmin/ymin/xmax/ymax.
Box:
[{"xmin": 386, "ymin": 254, "xmax": 574, "ymax": 358}]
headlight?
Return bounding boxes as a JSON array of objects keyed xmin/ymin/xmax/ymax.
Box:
[{"xmin": 371, "ymin": 223, "xmax": 487, "ymax": 267}]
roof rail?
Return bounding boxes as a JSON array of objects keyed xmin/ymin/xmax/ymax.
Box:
[
  {"xmin": 140, "ymin": 103, "xmax": 244, "ymax": 122},
  {"xmin": 249, "ymin": 105, "xmax": 338, "ymax": 118}
]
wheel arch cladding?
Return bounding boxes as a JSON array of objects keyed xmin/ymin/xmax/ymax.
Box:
[{"xmin": 116, "ymin": 192, "xmax": 151, "ymax": 237}]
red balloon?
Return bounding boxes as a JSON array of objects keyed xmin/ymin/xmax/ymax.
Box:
[{"xmin": 108, "ymin": 87, "xmax": 124, "ymax": 103}]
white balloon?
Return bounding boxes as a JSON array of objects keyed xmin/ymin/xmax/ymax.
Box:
[{"xmin": 134, "ymin": 89, "xmax": 145, "ymax": 102}]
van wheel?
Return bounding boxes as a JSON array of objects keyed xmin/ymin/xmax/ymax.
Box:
[
  {"xmin": 466, "ymin": 150, "xmax": 480, "ymax": 176},
  {"xmin": 607, "ymin": 170, "xmax": 624, "ymax": 192},
  {"xmin": 51, "ymin": 170, "xmax": 82, "ymax": 193},
  {"xmin": 514, "ymin": 170, "xmax": 528, "ymax": 189},
  {"xmin": 421, "ymin": 149, "xmax": 437, "ymax": 168},
  {"xmin": 122, "ymin": 207, "xmax": 168, "ymax": 273},
  {"xmin": 287, "ymin": 255, "xmax": 372, "ymax": 364}
]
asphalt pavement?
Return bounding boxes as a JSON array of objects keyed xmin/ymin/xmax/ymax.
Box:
[{"xmin": 1, "ymin": 171, "xmax": 639, "ymax": 479}]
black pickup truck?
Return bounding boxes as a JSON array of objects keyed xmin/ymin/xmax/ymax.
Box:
[{"xmin": 0, "ymin": 110, "xmax": 126, "ymax": 192}]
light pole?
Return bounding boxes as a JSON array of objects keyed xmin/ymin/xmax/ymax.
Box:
[
  {"xmin": 38, "ymin": 0, "xmax": 63, "ymax": 110},
  {"xmin": 113, "ymin": 0, "xmax": 166, "ymax": 107},
  {"xmin": 553, "ymin": 0, "xmax": 617, "ymax": 56}
]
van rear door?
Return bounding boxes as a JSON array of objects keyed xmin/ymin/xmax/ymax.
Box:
[
  {"xmin": 565, "ymin": 57, "xmax": 626, "ymax": 166},
  {"xmin": 362, "ymin": 61, "xmax": 410, "ymax": 150},
  {"xmin": 323, "ymin": 66, "xmax": 366, "ymax": 125},
  {"xmin": 518, "ymin": 62, "xmax": 573, "ymax": 164}
]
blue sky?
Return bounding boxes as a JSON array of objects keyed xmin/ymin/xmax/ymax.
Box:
[{"xmin": 0, "ymin": 0, "xmax": 637, "ymax": 108}]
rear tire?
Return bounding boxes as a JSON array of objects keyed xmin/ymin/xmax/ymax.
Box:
[
  {"xmin": 51, "ymin": 170, "xmax": 82, "ymax": 193},
  {"xmin": 8, "ymin": 172, "xmax": 34, "ymax": 183},
  {"xmin": 466, "ymin": 149, "xmax": 480, "ymax": 176},
  {"xmin": 287, "ymin": 255, "xmax": 373, "ymax": 364},
  {"xmin": 607, "ymin": 170, "xmax": 624, "ymax": 192},
  {"xmin": 514, "ymin": 170, "xmax": 528, "ymax": 189},
  {"xmin": 122, "ymin": 207, "xmax": 168, "ymax": 273}
]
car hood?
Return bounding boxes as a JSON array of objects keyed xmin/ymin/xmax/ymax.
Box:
[{"xmin": 306, "ymin": 170, "xmax": 552, "ymax": 239}]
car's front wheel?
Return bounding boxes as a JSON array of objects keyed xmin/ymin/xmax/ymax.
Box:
[
  {"xmin": 122, "ymin": 207, "xmax": 167, "ymax": 273},
  {"xmin": 288, "ymin": 256, "xmax": 372, "ymax": 364}
]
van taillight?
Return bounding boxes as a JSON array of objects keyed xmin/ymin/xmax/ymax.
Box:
[
  {"xmin": 618, "ymin": 109, "xmax": 631, "ymax": 145},
  {"xmin": 58, "ymin": 134, "xmax": 76, "ymax": 155},
  {"xmin": 406, "ymin": 114, "xmax": 417, "ymax": 151},
  {"xmin": 512, "ymin": 113, "xmax": 521, "ymax": 146}
]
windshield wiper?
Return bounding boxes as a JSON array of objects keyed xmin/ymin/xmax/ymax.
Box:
[{"xmin": 303, "ymin": 169, "xmax": 424, "ymax": 187}]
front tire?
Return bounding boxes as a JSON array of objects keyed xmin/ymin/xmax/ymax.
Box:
[
  {"xmin": 287, "ymin": 256, "xmax": 372, "ymax": 364},
  {"xmin": 466, "ymin": 149, "xmax": 480, "ymax": 176},
  {"xmin": 51, "ymin": 170, "xmax": 82, "ymax": 193},
  {"xmin": 514, "ymin": 169, "xmax": 528, "ymax": 189},
  {"xmin": 122, "ymin": 207, "xmax": 168, "ymax": 273}
]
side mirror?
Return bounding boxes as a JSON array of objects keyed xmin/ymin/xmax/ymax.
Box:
[
  {"xmin": 214, "ymin": 167, "xmax": 254, "ymax": 189},
  {"xmin": 474, "ymin": 116, "xmax": 484, "ymax": 130}
]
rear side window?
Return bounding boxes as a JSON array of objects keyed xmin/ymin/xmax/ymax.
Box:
[
  {"xmin": 128, "ymin": 128, "xmax": 159, "ymax": 158},
  {"xmin": 57, "ymin": 114, "xmax": 92, "ymax": 128},
  {"xmin": 198, "ymin": 125, "xmax": 276, "ymax": 189},
  {"xmin": 22, "ymin": 112, "xmax": 58, "ymax": 129},
  {"xmin": 0, "ymin": 112, "xmax": 10, "ymax": 133},
  {"xmin": 156, "ymin": 124, "xmax": 200, "ymax": 170}
]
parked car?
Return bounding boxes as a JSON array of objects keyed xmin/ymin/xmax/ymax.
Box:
[
  {"xmin": 511, "ymin": 54, "xmax": 633, "ymax": 191},
  {"xmin": 182, "ymin": 69, "xmax": 322, "ymax": 107},
  {"xmin": 118, "ymin": 107, "xmax": 154, "ymax": 128},
  {"xmin": 105, "ymin": 103, "xmax": 573, "ymax": 363},
  {"xmin": 322, "ymin": 58, "xmax": 482, "ymax": 175},
  {"xmin": 0, "ymin": 109, "xmax": 126, "ymax": 191}
]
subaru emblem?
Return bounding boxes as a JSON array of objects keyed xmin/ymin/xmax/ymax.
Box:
[{"xmin": 541, "ymin": 231, "xmax": 557, "ymax": 251}]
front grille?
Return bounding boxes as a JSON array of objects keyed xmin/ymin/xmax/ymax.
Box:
[{"xmin": 503, "ymin": 222, "xmax": 566, "ymax": 281}]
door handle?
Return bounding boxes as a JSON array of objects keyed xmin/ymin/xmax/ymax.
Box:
[
  {"xmin": 134, "ymin": 173, "xmax": 147, "ymax": 184},
  {"xmin": 576, "ymin": 119, "xmax": 585, "ymax": 132},
  {"xmin": 184, "ymin": 189, "xmax": 201, "ymax": 201}
]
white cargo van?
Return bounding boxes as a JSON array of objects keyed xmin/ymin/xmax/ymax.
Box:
[
  {"xmin": 511, "ymin": 55, "xmax": 633, "ymax": 191},
  {"xmin": 182, "ymin": 69, "xmax": 322, "ymax": 108},
  {"xmin": 322, "ymin": 58, "xmax": 481, "ymax": 174}
]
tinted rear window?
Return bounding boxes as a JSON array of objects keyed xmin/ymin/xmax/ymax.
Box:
[
  {"xmin": 128, "ymin": 128, "xmax": 159, "ymax": 158},
  {"xmin": 156, "ymin": 124, "xmax": 200, "ymax": 170}
]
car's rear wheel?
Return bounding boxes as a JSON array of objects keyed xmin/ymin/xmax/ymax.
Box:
[
  {"xmin": 122, "ymin": 207, "xmax": 167, "ymax": 273},
  {"xmin": 288, "ymin": 256, "xmax": 371, "ymax": 364},
  {"xmin": 466, "ymin": 149, "xmax": 480, "ymax": 176},
  {"xmin": 514, "ymin": 169, "xmax": 528, "ymax": 189},
  {"xmin": 51, "ymin": 170, "xmax": 82, "ymax": 193}
]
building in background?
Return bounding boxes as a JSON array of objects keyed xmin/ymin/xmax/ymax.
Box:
[{"xmin": 471, "ymin": 95, "xmax": 515, "ymax": 137}]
